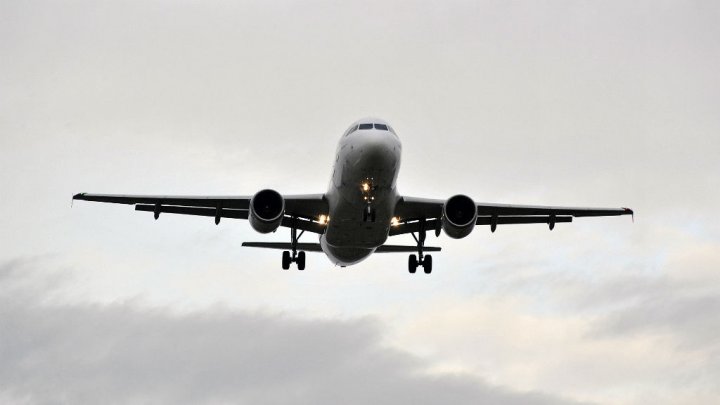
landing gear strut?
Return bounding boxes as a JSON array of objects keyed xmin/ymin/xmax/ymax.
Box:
[
  {"xmin": 361, "ymin": 178, "xmax": 376, "ymax": 223},
  {"xmin": 362, "ymin": 205, "xmax": 376, "ymax": 222},
  {"xmin": 409, "ymin": 218, "xmax": 433, "ymax": 274},
  {"xmin": 282, "ymin": 217, "xmax": 306, "ymax": 270}
]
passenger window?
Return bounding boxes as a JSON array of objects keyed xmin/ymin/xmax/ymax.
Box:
[
  {"xmin": 358, "ymin": 123, "xmax": 373, "ymax": 130},
  {"xmin": 374, "ymin": 124, "xmax": 388, "ymax": 131}
]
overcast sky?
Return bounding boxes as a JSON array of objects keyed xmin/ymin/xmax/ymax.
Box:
[{"xmin": 1, "ymin": 0, "xmax": 719, "ymax": 404}]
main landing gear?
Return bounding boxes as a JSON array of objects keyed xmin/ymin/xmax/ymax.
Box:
[
  {"xmin": 409, "ymin": 218, "xmax": 433, "ymax": 274},
  {"xmin": 282, "ymin": 217, "xmax": 306, "ymax": 270}
]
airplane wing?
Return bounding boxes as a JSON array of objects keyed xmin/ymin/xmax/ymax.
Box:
[
  {"xmin": 391, "ymin": 196, "xmax": 633, "ymax": 235},
  {"xmin": 73, "ymin": 192, "xmax": 328, "ymax": 234}
]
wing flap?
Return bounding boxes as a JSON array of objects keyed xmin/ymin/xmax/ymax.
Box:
[
  {"xmin": 280, "ymin": 217, "xmax": 326, "ymax": 234},
  {"xmin": 388, "ymin": 216, "xmax": 573, "ymax": 236},
  {"xmin": 135, "ymin": 205, "xmax": 249, "ymax": 219},
  {"xmin": 389, "ymin": 220, "xmax": 441, "ymax": 236},
  {"xmin": 475, "ymin": 215, "xmax": 573, "ymax": 225}
]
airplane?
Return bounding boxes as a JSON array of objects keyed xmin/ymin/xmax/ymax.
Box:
[{"xmin": 73, "ymin": 117, "xmax": 633, "ymax": 273}]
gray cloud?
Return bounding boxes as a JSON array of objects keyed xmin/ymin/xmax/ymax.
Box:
[
  {"xmin": 582, "ymin": 271, "xmax": 720, "ymax": 353},
  {"xmin": 597, "ymin": 290, "xmax": 720, "ymax": 348},
  {"xmin": 0, "ymin": 259, "xmax": 586, "ymax": 405}
]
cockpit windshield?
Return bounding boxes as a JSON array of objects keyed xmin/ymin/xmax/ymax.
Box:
[{"xmin": 346, "ymin": 122, "xmax": 396, "ymax": 136}]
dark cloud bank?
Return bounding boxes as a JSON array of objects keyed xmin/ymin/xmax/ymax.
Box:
[{"xmin": 0, "ymin": 259, "xmax": 585, "ymax": 405}]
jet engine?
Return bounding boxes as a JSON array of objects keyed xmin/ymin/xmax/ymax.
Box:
[
  {"xmin": 442, "ymin": 194, "xmax": 477, "ymax": 239},
  {"xmin": 249, "ymin": 189, "xmax": 285, "ymax": 233}
]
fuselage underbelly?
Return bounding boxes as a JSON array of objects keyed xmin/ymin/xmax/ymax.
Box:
[{"xmin": 319, "ymin": 120, "xmax": 402, "ymax": 266}]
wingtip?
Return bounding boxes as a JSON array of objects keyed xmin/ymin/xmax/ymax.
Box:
[
  {"xmin": 71, "ymin": 193, "xmax": 86, "ymax": 207},
  {"xmin": 622, "ymin": 207, "xmax": 634, "ymax": 222}
]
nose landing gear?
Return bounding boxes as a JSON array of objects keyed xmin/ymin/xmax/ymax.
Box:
[
  {"xmin": 362, "ymin": 205, "xmax": 376, "ymax": 222},
  {"xmin": 408, "ymin": 218, "xmax": 433, "ymax": 274},
  {"xmin": 282, "ymin": 217, "xmax": 306, "ymax": 270},
  {"xmin": 361, "ymin": 178, "xmax": 377, "ymax": 223}
]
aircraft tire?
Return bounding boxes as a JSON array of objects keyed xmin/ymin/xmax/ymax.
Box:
[
  {"xmin": 408, "ymin": 254, "xmax": 418, "ymax": 273},
  {"xmin": 297, "ymin": 251, "xmax": 306, "ymax": 270},
  {"xmin": 282, "ymin": 251, "xmax": 291, "ymax": 270},
  {"xmin": 424, "ymin": 255, "xmax": 433, "ymax": 274}
]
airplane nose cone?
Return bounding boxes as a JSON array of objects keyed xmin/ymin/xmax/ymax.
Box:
[{"xmin": 360, "ymin": 131, "xmax": 397, "ymax": 165}]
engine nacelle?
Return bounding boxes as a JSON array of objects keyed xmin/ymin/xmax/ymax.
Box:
[
  {"xmin": 249, "ymin": 189, "xmax": 285, "ymax": 233},
  {"xmin": 442, "ymin": 194, "xmax": 477, "ymax": 239}
]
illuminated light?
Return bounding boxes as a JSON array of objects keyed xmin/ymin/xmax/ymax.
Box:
[
  {"xmin": 391, "ymin": 217, "xmax": 400, "ymax": 226},
  {"xmin": 318, "ymin": 214, "xmax": 329, "ymax": 225},
  {"xmin": 361, "ymin": 182, "xmax": 370, "ymax": 192}
]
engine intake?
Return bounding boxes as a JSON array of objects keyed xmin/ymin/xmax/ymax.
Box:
[
  {"xmin": 442, "ymin": 194, "xmax": 477, "ymax": 239},
  {"xmin": 249, "ymin": 189, "xmax": 285, "ymax": 233}
]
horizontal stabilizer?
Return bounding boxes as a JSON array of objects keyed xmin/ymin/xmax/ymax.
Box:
[
  {"xmin": 375, "ymin": 245, "xmax": 441, "ymax": 253},
  {"xmin": 242, "ymin": 242, "xmax": 324, "ymax": 252},
  {"xmin": 241, "ymin": 242, "xmax": 440, "ymax": 253}
]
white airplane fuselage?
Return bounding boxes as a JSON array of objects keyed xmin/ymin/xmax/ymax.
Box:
[{"xmin": 320, "ymin": 119, "xmax": 402, "ymax": 265}]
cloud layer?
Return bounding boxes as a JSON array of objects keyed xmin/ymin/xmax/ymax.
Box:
[{"xmin": 0, "ymin": 259, "xmax": 583, "ymax": 405}]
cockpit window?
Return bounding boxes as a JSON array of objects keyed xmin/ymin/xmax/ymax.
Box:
[
  {"xmin": 374, "ymin": 124, "xmax": 388, "ymax": 131},
  {"xmin": 387, "ymin": 125, "xmax": 396, "ymax": 134},
  {"xmin": 358, "ymin": 123, "xmax": 374, "ymax": 130}
]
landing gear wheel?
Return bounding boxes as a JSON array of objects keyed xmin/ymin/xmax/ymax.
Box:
[
  {"xmin": 282, "ymin": 251, "xmax": 291, "ymax": 270},
  {"xmin": 408, "ymin": 254, "xmax": 418, "ymax": 273},
  {"xmin": 297, "ymin": 251, "xmax": 306, "ymax": 270},
  {"xmin": 423, "ymin": 254, "xmax": 433, "ymax": 274}
]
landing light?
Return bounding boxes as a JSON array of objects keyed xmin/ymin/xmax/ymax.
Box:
[
  {"xmin": 361, "ymin": 182, "xmax": 370, "ymax": 192},
  {"xmin": 391, "ymin": 217, "xmax": 400, "ymax": 226},
  {"xmin": 318, "ymin": 214, "xmax": 329, "ymax": 225}
]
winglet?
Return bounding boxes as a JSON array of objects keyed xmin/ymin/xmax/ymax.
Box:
[
  {"xmin": 73, "ymin": 193, "xmax": 85, "ymax": 200},
  {"xmin": 623, "ymin": 207, "xmax": 634, "ymax": 223}
]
